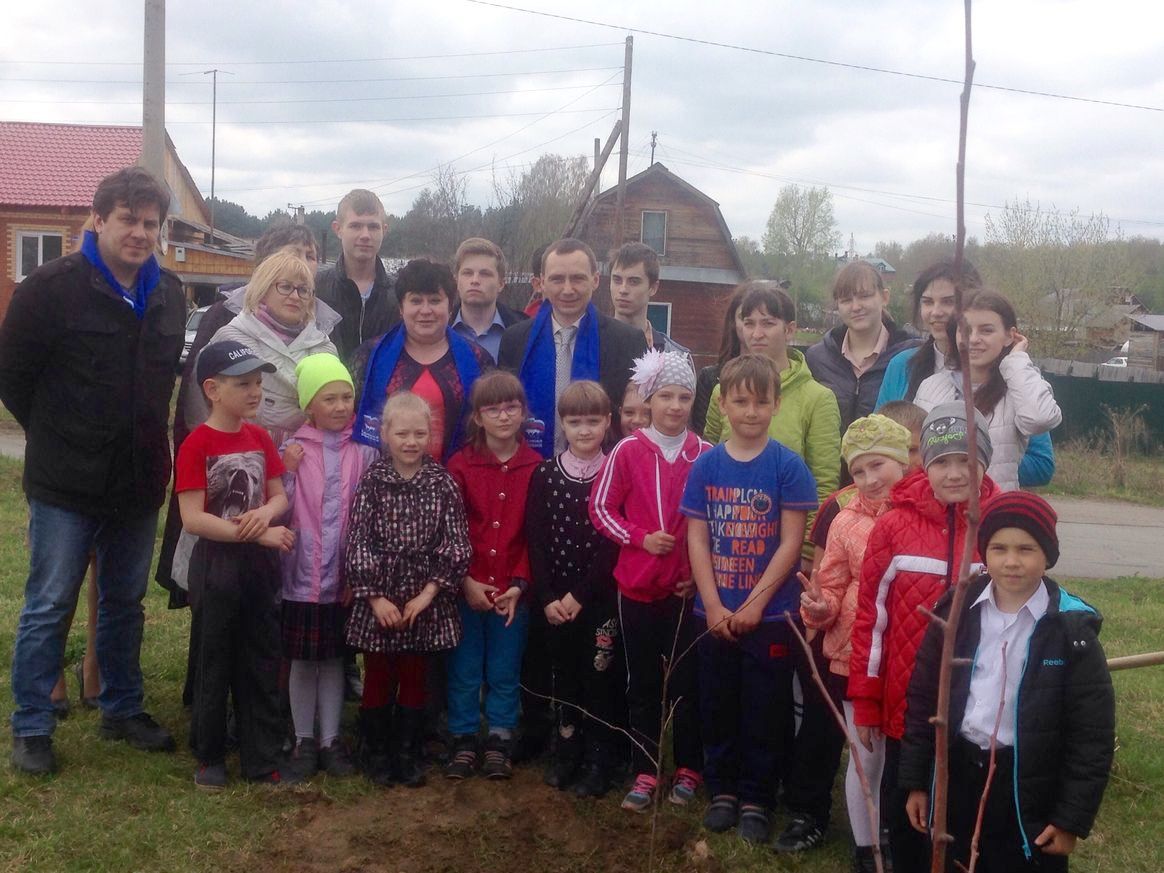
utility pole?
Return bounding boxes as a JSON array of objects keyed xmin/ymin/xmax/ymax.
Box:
[
  {"xmin": 200, "ymin": 68, "xmax": 232, "ymax": 241},
  {"xmin": 287, "ymin": 204, "xmax": 305, "ymax": 225},
  {"xmin": 141, "ymin": 0, "xmax": 166, "ymax": 184},
  {"xmin": 650, "ymin": 131, "xmax": 657, "ymax": 165},
  {"xmin": 614, "ymin": 35, "xmax": 633, "ymax": 247}
]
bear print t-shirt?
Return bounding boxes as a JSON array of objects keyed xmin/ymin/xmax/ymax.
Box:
[
  {"xmin": 680, "ymin": 439, "xmax": 817, "ymax": 621},
  {"xmin": 175, "ymin": 422, "xmax": 284, "ymax": 518}
]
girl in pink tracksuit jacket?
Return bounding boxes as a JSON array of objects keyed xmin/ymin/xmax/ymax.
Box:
[
  {"xmin": 280, "ymin": 354, "xmax": 378, "ymax": 779},
  {"xmin": 589, "ymin": 348, "xmax": 711, "ymax": 813}
]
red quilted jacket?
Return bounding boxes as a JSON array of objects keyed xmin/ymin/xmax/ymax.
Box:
[{"xmin": 846, "ymin": 469, "xmax": 998, "ymax": 739}]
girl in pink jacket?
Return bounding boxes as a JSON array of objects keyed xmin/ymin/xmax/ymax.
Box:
[
  {"xmin": 590, "ymin": 349, "xmax": 711, "ymax": 813},
  {"xmin": 280, "ymin": 354, "xmax": 378, "ymax": 780}
]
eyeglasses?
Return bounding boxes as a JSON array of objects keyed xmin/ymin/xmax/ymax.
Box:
[
  {"xmin": 274, "ymin": 281, "xmax": 313, "ymax": 299},
  {"xmin": 480, "ymin": 402, "xmax": 524, "ymax": 420}
]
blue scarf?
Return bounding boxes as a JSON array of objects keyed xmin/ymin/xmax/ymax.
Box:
[
  {"xmin": 354, "ymin": 324, "xmax": 483, "ymax": 458},
  {"xmin": 518, "ymin": 300, "xmax": 601, "ymax": 458},
  {"xmin": 79, "ymin": 230, "xmax": 161, "ymax": 320}
]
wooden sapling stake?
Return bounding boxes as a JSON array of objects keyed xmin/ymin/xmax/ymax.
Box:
[
  {"xmin": 928, "ymin": 2, "xmax": 978, "ymax": 870},
  {"xmin": 956, "ymin": 642, "xmax": 1009, "ymax": 873},
  {"xmin": 784, "ymin": 612, "xmax": 884, "ymax": 873}
]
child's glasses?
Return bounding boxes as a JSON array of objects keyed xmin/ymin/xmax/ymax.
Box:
[
  {"xmin": 274, "ymin": 281, "xmax": 314, "ymax": 299},
  {"xmin": 479, "ymin": 402, "xmax": 524, "ymax": 420}
]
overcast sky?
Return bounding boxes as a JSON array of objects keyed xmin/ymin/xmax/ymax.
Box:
[{"xmin": 3, "ymin": 0, "xmax": 1163, "ymax": 251}]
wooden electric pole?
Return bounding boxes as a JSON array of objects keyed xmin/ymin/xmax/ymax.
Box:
[
  {"xmin": 142, "ymin": 0, "xmax": 166, "ymax": 184},
  {"xmin": 613, "ymin": 35, "xmax": 633, "ymax": 247}
]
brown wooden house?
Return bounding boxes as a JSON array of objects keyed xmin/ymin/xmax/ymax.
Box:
[
  {"xmin": 575, "ymin": 163, "xmax": 745, "ymax": 367},
  {"xmin": 0, "ymin": 122, "xmax": 254, "ymax": 320}
]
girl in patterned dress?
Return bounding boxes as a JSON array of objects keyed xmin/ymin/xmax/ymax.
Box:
[
  {"xmin": 344, "ymin": 391, "xmax": 471, "ymax": 787},
  {"xmin": 526, "ymin": 380, "xmax": 621, "ymax": 797}
]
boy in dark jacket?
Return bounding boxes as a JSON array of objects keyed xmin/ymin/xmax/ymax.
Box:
[{"xmin": 901, "ymin": 491, "xmax": 1115, "ymax": 872}]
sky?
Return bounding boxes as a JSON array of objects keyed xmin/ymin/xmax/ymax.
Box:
[{"xmin": 3, "ymin": 0, "xmax": 1163, "ymax": 252}]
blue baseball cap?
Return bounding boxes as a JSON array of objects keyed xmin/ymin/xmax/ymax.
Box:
[{"xmin": 196, "ymin": 339, "xmax": 276, "ymax": 384}]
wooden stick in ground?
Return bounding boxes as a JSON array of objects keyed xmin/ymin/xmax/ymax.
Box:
[
  {"xmin": 958, "ymin": 641, "xmax": 1008, "ymax": 873},
  {"xmin": 1107, "ymin": 651, "xmax": 1164, "ymax": 671},
  {"xmin": 929, "ymin": 2, "xmax": 978, "ymax": 870},
  {"xmin": 784, "ymin": 612, "xmax": 884, "ymax": 873}
]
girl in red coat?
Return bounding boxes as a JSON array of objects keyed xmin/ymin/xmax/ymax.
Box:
[
  {"xmin": 848, "ymin": 401, "xmax": 999, "ymax": 873},
  {"xmin": 445, "ymin": 371, "xmax": 542, "ymax": 781}
]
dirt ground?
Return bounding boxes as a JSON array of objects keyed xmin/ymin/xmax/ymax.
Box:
[{"xmin": 250, "ymin": 769, "xmax": 717, "ymax": 873}]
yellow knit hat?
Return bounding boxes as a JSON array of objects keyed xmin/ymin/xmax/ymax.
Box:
[
  {"xmin": 295, "ymin": 353, "xmax": 353, "ymax": 411},
  {"xmin": 842, "ymin": 414, "xmax": 911, "ymax": 467}
]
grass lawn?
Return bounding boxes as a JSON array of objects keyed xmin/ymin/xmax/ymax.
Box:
[
  {"xmin": 1039, "ymin": 443, "xmax": 1164, "ymax": 508},
  {"xmin": 0, "ymin": 452, "xmax": 1161, "ymax": 871}
]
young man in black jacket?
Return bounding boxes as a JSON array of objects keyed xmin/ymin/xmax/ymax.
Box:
[
  {"xmin": 315, "ymin": 189, "xmax": 399, "ymax": 365},
  {"xmin": 901, "ymin": 491, "xmax": 1114, "ymax": 873},
  {"xmin": 0, "ymin": 166, "xmax": 185, "ymax": 774}
]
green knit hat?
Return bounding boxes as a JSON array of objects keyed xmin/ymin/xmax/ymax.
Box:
[
  {"xmin": 842, "ymin": 414, "xmax": 912, "ymax": 467},
  {"xmin": 295, "ymin": 353, "xmax": 353, "ymax": 411}
]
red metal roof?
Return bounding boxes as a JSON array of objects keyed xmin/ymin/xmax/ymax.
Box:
[{"xmin": 0, "ymin": 122, "xmax": 143, "ymax": 208}]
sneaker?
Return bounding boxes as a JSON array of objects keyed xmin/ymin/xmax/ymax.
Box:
[
  {"xmin": 737, "ymin": 804, "xmax": 771, "ymax": 845},
  {"xmin": 194, "ymin": 761, "xmax": 227, "ymax": 791},
  {"xmin": 99, "ymin": 712, "xmax": 176, "ymax": 753},
  {"xmin": 702, "ymin": 795, "xmax": 739, "ymax": 832},
  {"xmin": 11, "ymin": 735, "xmax": 56, "ymax": 775},
  {"xmin": 772, "ymin": 813, "xmax": 826, "ymax": 853},
  {"xmin": 621, "ymin": 773, "xmax": 658, "ymax": 812},
  {"xmin": 444, "ymin": 735, "xmax": 479, "ymax": 780},
  {"xmin": 319, "ymin": 741, "xmax": 357, "ymax": 778},
  {"xmin": 287, "ymin": 737, "xmax": 319, "ymax": 780},
  {"xmin": 668, "ymin": 767, "xmax": 702, "ymax": 806},
  {"xmin": 480, "ymin": 734, "xmax": 513, "ymax": 780}
]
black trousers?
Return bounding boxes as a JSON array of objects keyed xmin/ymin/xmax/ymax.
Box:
[
  {"xmin": 188, "ymin": 539, "xmax": 283, "ymax": 779},
  {"xmin": 618, "ymin": 592, "xmax": 702, "ymax": 776},
  {"xmin": 884, "ymin": 736, "xmax": 933, "ymax": 873},
  {"xmin": 519, "ymin": 606, "xmax": 555, "ymax": 737},
  {"xmin": 947, "ymin": 737, "xmax": 1068, "ymax": 873},
  {"xmin": 545, "ymin": 592, "xmax": 622, "ymax": 747},
  {"xmin": 782, "ymin": 628, "xmax": 847, "ymax": 825},
  {"xmin": 698, "ymin": 621, "xmax": 796, "ymax": 807}
]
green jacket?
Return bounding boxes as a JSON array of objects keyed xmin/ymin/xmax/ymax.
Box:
[{"xmin": 704, "ymin": 350, "xmax": 841, "ymax": 557}]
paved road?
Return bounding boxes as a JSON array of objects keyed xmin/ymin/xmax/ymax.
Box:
[
  {"xmin": 0, "ymin": 431, "xmax": 1156, "ymax": 578},
  {"xmin": 1046, "ymin": 496, "xmax": 1164, "ymax": 580}
]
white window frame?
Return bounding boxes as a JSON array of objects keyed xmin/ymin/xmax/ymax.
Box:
[
  {"xmin": 647, "ymin": 301, "xmax": 672, "ymax": 336},
  {"xmin": 640, "ymin": 210, "xmax": 668, "ymax": 256},
  {"xmin": 15, "ymin": 230, "xmax": 65, "ymax": 281}
]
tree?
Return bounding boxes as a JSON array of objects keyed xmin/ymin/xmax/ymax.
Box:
[
  {"xmin": 981, "ymin": 199, "xmax": 1134, "ymax": 355},
  {"xmin": 762, "ymin": 185, "xmax": 841, "ymax": 260},
  {"xmin": 489, "ymin": 154, "xmax": 590, "ymax": 277},
  {"xmin": 205, "ymin": 197, "xmax": 264, "ymax": 238}
]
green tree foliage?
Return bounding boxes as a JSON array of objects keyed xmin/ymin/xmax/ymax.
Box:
[
  {"xmin": 206, "ymin": 197, "xmax": 264, "ymax": 238},
  {"xmin": 762, "ymin": 185, "xmax": 841, "ymax": 260}
]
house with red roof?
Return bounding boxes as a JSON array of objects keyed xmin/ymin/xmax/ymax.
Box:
[{"xmin": 0, "ymin": 121, "xmax": 254, "ymax": 319}]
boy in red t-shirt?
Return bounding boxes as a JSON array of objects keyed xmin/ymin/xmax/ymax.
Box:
[{"xmin": 176, "ymin": 340, "xmax": 296, "ymax": 790}]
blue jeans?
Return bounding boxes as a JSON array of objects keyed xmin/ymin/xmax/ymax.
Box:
[
  {"xmin": 446, "ymin": 599, "xmax": 530, "ymax": 736},
  {"xmin": 11, "ymin": 500, "xmax": 158, "ymax": 737}
]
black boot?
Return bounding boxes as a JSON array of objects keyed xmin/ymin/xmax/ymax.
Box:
[
  {"xmin": 357, "ymin": 706, "xmax": 394, "ymax": 787},
  {"xmin": 572, "ymin": 739, "xmax": 611, "ymax": 798},
  {"xmin": 543, "ymin": 730, "xmax": 581, "ymax": 789},
  {"xmin": 393, "ymin": 705, "xmax": 427, "ymax": 788}
]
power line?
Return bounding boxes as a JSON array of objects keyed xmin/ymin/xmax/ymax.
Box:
[
  {"xmin": 50, "ymin": 108, "xmax": 619, "ymax": 127},
  {"xmin": 1, "ymin": 43, "xmax": 623, "ymax": 66},
  {"xmin": 0, "ymin": 82, "xmax": 620, "ymax": 107},
  {"xmin": 465, "ymin": 1, "xmax": 1164, "ymax": 113},
  {"xmin": 3, "ymin": 65, "xmax": 622, "ymax": 86}
]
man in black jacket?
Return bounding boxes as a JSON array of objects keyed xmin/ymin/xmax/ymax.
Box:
[
  {"xmin": 451, "ymin": 237, "xmax": 527, "ymax": 364},
  {"xmin": 314, "ymin": 189, "xmax": 399, "ymax": 365},
  {"xmin": 498, "ymin": 238, "xmax": 647, "ymax": 457},
  {"xmin": 0, "ymin": 167, "xmax": 185, "ymax": 774}
]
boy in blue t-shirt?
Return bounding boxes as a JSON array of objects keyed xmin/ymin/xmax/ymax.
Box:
[{"xmin": 681, "ymin": 354, "xmax": 817, "ymax": 845}]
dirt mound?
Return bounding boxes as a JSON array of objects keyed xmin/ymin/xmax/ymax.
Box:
[{"xmin": 256, "ymin": 769, "xmax": 718, "ymax": 873}]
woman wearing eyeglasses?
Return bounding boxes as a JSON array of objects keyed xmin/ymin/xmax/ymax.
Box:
[
  {"xmin": 350, "ymin": 258, "xmax": 492, "ymax": 464},
  {"xmin": 204, "ymin": 249, "xmax": 339, "ymax": 447}
]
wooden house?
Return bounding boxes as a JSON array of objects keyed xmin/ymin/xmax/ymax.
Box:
[
  {"xmin": 574, "ymin": 163, "xmax": 745, "ymax": 367},
  {"xmin": 0, "ymin": 122, "xmax": 254, "ymax": 319}
]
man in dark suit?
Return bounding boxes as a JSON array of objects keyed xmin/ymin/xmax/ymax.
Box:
[
  {"xmin": 451, "ymin": 237, "xmax": 527, "ymax": 364},
  {"xmin": 499, "ymin": 238, "xmax": 647, "ymax": 457}
]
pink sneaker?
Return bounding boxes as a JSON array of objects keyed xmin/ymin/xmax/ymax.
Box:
[
  {"xmin": 668, "ymin": 767, "xmax": 702, "ymax": 806},
  {"xmin": 621, "ymin": 772, "xmax": 658, "ymax": 812}
]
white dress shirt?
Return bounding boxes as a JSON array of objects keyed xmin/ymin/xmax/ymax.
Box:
[{"xmin": 960, "ymin": 580, "xmax": 1050, "ymax": 750}]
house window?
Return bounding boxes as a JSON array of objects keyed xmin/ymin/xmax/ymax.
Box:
[
  {"xmin": 647, "ymin": 301, "xmax": 672, "ymax": 336},
  {"xmin": 640, "ymin": 211, "xmax": 667, "ymax": 256},
  {"xmin": 16, "ymin": 231, "xmax": 64, "ymax": 281}
]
